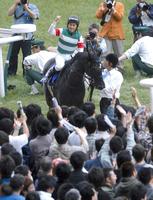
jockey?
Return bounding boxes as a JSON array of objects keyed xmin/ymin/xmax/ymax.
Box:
[{"xmin": 41, "ymin": 15, "xmax": 84, "ymax": 83}]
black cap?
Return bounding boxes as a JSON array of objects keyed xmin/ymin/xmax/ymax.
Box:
[{"xmin": 31, "ymin": 40, "xmax": 45, "ymax": 48}]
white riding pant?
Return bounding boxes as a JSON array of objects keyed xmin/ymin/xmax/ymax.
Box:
[{"xmin": 55, "ymin": 53, "xmax": 71, "ymax": 71}]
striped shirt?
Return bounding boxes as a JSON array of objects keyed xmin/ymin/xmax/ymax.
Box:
[{"xmin": 48, "ymin": 22, "xmax": 84, "ymax": 55}]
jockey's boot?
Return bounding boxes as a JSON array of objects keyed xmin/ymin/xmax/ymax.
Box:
[{"xmin": 40, "ymin": 66, "xmax": 57, "ymax": 84}]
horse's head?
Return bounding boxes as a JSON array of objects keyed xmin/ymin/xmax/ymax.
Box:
[{"xmin": 84, "ymin": 43, "xmax": 105, "ymax": 90}]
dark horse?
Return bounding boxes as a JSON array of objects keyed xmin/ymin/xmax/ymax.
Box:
[{"xmin": 44, "ymin": 49, "xmax": 105, "ymax": 107}]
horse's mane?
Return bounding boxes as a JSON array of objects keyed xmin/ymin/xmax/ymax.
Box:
[{"xmin": 58, "ymin": 52, "xmax": 90, "ymax": 81}]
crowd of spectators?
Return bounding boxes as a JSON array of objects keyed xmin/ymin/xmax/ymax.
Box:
[{"xmin": 0, "ymin": 85, "xmax": 153, "ymax": 200}]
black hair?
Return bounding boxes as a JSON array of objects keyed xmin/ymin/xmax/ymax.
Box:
[
  {"xmin": 121, "ymin": 161, "xmax": 135, "ymax": 178},
  {"xmin": 132, "ymin": 144, "xmax": 145, "ymax": 162},
  {"xmin": 95, "ymin": 138, "xmax": 105, "ymax": 152},
  {"xmin": 88, "ymin": 167, "xmax": 104, "ymax": 190},
  {"xmin": 130, "ymin": 183, "xmax": 147, "ymax": 200},
  {"xmin": 110, "ymin": 136, "xmax": 123, "ymax": 154},
  {"xmin": 0, "ymin": 107, "xmax": 15, "ymax": 122},
  {"xmin": 1, "ymin": 143, "xmax": 16, "ymax": 156},
  {"xmin": 36, "ymin": 115, "xmax": 52, "ymax": 136},
  {"xmin": 70, "ymin": 151, "xmax": 87, "ymax": 170},
  {"xmin": 55, "ymin": 163, "xmax": 71, "ymax": 182},
  {"xmin": 24, "ymin": 103, "xmax": 42, "ymax": 126},
  {"xmin": 57, "ymin": 183, "xmax": 74, "ymax": 200},
  {"xmin": 76, "ymin": 181, "xmax": 95, "ymax": 200},
  {"xmin": 47, "ymin": 108, "xmax": 60, "ymax": 128},
  {"xmin": 147, "ymin": 115, "xmax": 153, "ymax": 133},
  {"xmin": 0, "ymin": 118, "xmax": 14, "ymax": 135},
  {"xmin": 65, "ymin": 188, "xmax": 81, "ymax": 200},
  {"xmin": 105, "ymin": 53, "xmax": 119, "ymax": 68},
  {"xmin": 138, "ymin": 167, "xmax": 153, "ymax": 185},
  {"xmin": 72, "ymin": 111, "xmax": 88, "ymax": 128},
  {"xmin": 10, "ymin": 174, "xmax": 25, "ymax": 191},
  {"xmin": 14, "ymin": 165, "xmax": 29, "ymax": 176},
  {"xmin": 84, "ymin": 117, "xmax": 97, "ymax": 134},
  {"xmin": 61, "ymin": 105, "xmax": 69, "ymax": 118},
  {"xmin": 0, "ymin": 156, "xmax": 17, "ymax": 180},
  {"xmin": 103, "ymin": 168, "xmax": 115, "ymax": 183},
  {"xmin": 9, "ymin": 151, "xmax": 22, "ymax": 166},
  {"xmin": 98, "ymin": 189, "xmax": 111, "ymax": 200},
  {"xmin": 26, "ymin": 191, "xmax": 40, "ymax": 200},
  {"xmin": 116, "ymin": 150, "xmax": 131, "ymax": 168},
  {"xmin": 37, "ymin": 175, "xmax": 56, "ymax": 191},
  {"xmin": 0, "ymin": 130, "xmax": 9, "ymax": 145},
  {"xmin": 96, "ymin": 114, "xmax": 109, "ymax": 131},
  {"xmin": 88, "ymin": 23, "xmax": 99, "ymax": 32},
  {"xmin": 54, "ymin": 127, "xmax": 69, "ymax": 144},
  {"xmin": 81, "ymin": 102, "xmax": 95, "ymax": 117},
  {"xmin": 30, "ymin": 117, "xmax": 40, "ymax": 139},
  {"xmin": 38, "ymin": 156, "xmax": 52, "ymax": 176}
]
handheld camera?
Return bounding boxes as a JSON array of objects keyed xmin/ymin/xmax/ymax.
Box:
[{"xmin": 17, "ymin": 101, "xmax": 25, "ymax": 116}]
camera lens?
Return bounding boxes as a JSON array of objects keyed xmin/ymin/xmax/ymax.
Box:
[
  {"xmin": 89, "ymin": 31, "xmax": 96, "ymax": 39},
  {"xmin": 142, "ymin": 5, "xmax": 148, "ymax": 11},
  {"xmin": 107, "ymin": 3, "xmax": 113, "ymax": 9}
]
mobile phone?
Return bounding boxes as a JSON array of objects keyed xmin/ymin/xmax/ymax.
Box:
[
  {"xmin": 52, "ymin": 97, "xmax": 59, "ymax": 108},
  {"xmin": 17, "ymin": 101, "xmax": 25, "ymax": 116}
]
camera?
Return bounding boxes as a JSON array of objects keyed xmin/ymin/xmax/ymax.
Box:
[
  {"xmin": 86, "ymin": 31, "xmax": 96, "ymax": 40},
  {"xmin": 137, "ymin": 2, "xmax": 149, "ymax": 11},
  {"xmin": 105, "ymin": 0, "xmax": 114, "ymax": 9},
  {"xmin": 17, "ymin": 101, "xmax": 25, "ymax": 116},
  {"xmin": 20, "ymin": 0, "xmax": 27, "ymax": 4}
]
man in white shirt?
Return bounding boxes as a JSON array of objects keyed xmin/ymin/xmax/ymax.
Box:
[
  {"xmin": 119, "ymin": 27, "xmax": 153, "ymax": 76},
  {"xmin": 23, "ymin": 40, "xmax": 56, "ymax": 95},
  {"xmin": 100, "ymin": 53, "xmax": 123, "ymax": 114}
]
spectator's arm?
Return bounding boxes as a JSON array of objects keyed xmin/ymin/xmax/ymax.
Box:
[
  {"xmin": 23, "ymin": 3, "xmax": 39, "ymax": 19},
  {"xmin": 19, "ymin": 113, "xmax": 29, "ymax": 138},
  {"xmin": 116, "ymin": 105, "xmax": 127, "ymax": 127},
  {"xmin": 146, "ymin": 5, "xmax": 153, "ymax": 19},
  {"xmin": 112, "ymin": 3, "xmax": 124, "ymax": 21},
  {"xmin": 8, "ymin": 0, "xmax": 20, "ymax": 16},
  {"xmin": 118, "ymin": 53, "xmax": 128, "ymax": 62},
  {"xmin": 96, "ymin": 3, "xmax": 108, "ymax": 19},
  {"xmin": 128, "ymin": 6, "xmax": 141, "ymax": 24},
  {"xmin": 131, "ymin": 87, "xmax": 141, "ymax": 108},
  {"xmin": 126, "ymin": 112, "xmax": 136, "ymax": 154},
  {"xmin": 74, "ymin": 127, "xmax": 89, "ymax": 152},
  {"xmin": 48, "ymin": 16, "xmax": 62, "ymax": 36}
]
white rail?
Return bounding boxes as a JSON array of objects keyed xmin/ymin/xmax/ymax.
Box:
[{"xmin": 0, "ymin": 24, "xmax": 36, "ymax": 97}]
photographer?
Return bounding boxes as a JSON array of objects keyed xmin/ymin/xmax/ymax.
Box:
[
  {"xmin": 7, "ymin": 0, "xmax": 39, "ymax": 76},
  {"xmin": 85, "ymin": 23, "xmax": 107, "ymax": 61},
  {"xmin": 96, "ymin": 0, "xmax": 125, "ymax": 69},
  {"xmin": 128, "ymin": 0, "xmax": 153, "ymax": 40}
]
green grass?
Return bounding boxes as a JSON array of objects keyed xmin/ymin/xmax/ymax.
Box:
[{"xmin": 0, "ymin": 0, "xmax": 151, "ymax": 114}]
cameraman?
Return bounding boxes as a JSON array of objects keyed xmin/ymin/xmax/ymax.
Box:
[
  {"xmin": 85, "ymin": 23, "xmax": 107, "ymax": 61},
  {"xmin": 96, "ymin": 0, "xmax": 125, "ymax": 69},
  {"xmin": 7, "ymin": 0, "xmax": 39, "ymax": 76},
  {"xmin": 128, "ymin": 0, "xmax": 153, "ymax": 40}
]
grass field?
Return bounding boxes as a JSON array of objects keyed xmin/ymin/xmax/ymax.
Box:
[{"xmin": 0, "ymin": 0, "xmax": 151, "ymax": 114}]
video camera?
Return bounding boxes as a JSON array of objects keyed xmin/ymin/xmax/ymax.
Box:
[
  {"xmin": 20, "ymin": 0, "xmax": 27, "ymax": 5},
  {"xmin": 137, "ymin": 2, "xmax": 149, "ymax": 11},
  {"xmin": 105, "ymin": 0, "xmax": 115, "ymax": 9}
]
